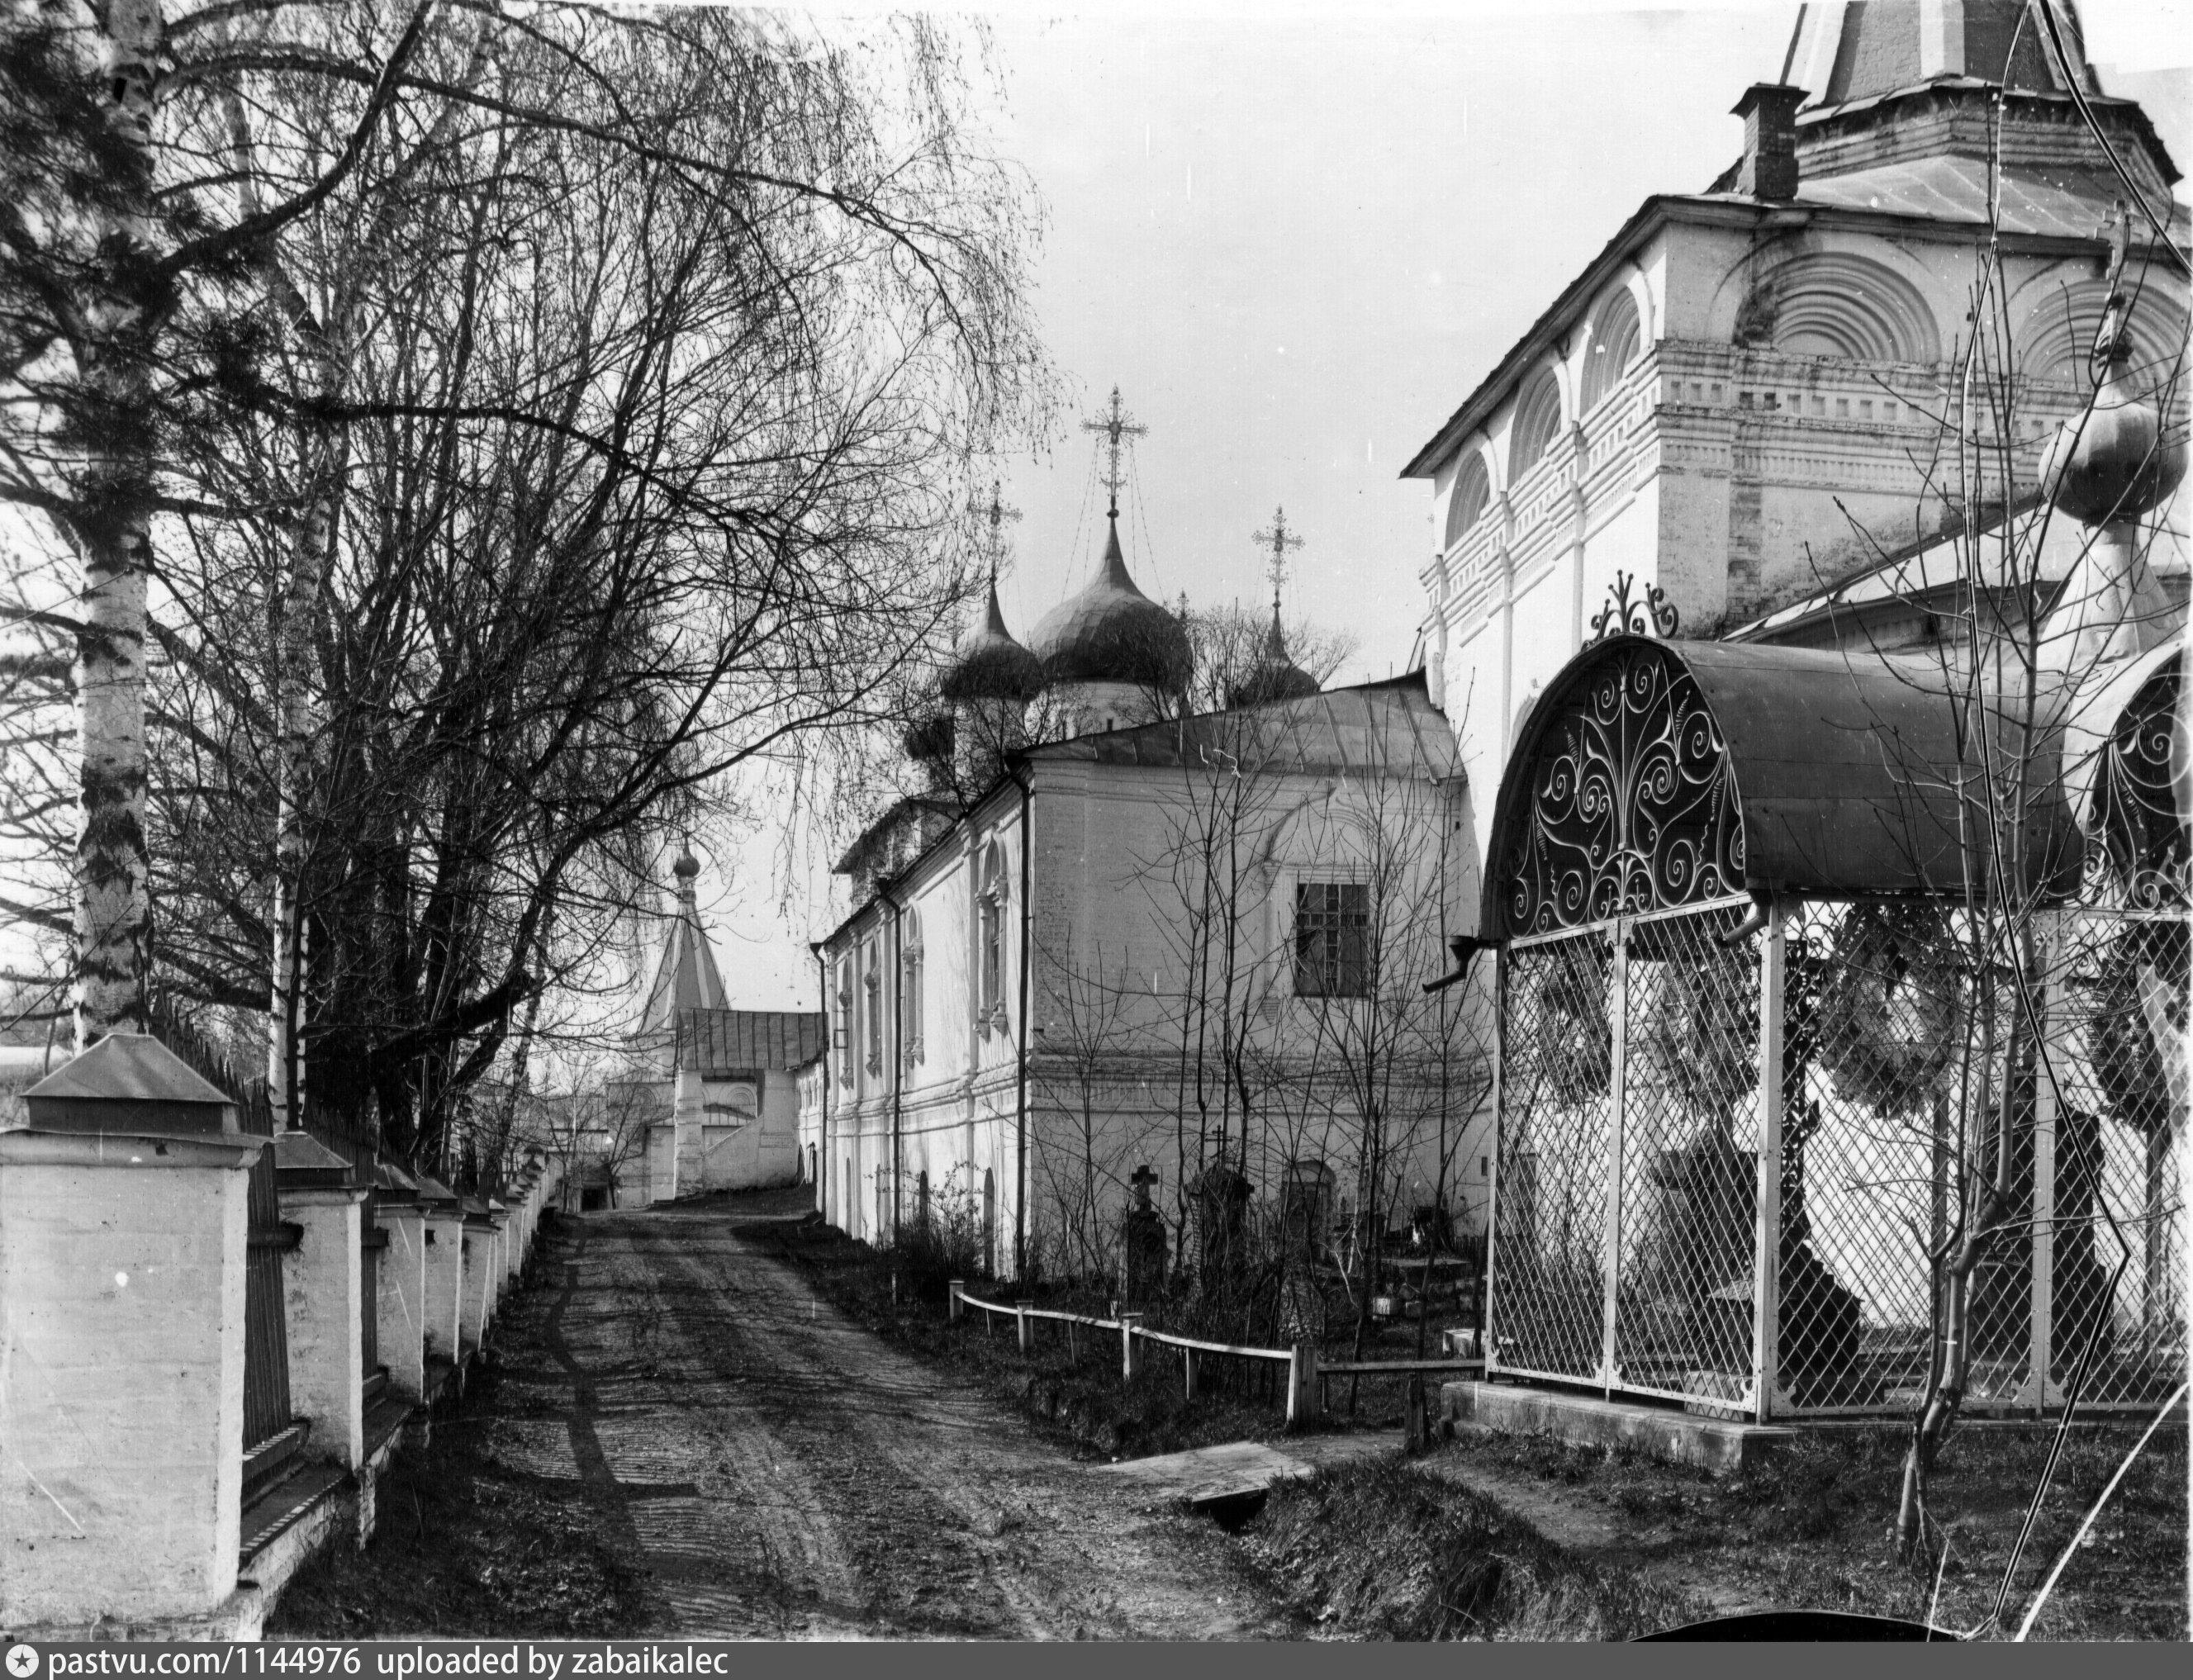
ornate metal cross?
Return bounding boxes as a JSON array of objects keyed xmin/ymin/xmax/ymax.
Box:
[
  {"xmin": 975, "ymin": 478, "xmax": 1021, "ymax": 578},
  {"xmin": 1252, "ymin": 505, "xmax": 1304, "ymax": 615},
  {"xmin": 1081, "ymin": 387, "xmax": 1147, "ymax": 520}
]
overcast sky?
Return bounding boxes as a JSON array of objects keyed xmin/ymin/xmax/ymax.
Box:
[
  {"xmin": 695, "ymin": 0, "xmax": 2191, "ymax": 1013},
  {"xmin": 15, "ymin": 4, "xmax": 2181, "ymax": 1032}
]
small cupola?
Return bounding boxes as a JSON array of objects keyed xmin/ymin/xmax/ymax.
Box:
[
  {"xmin": 1227, "ymin": 605, "xmax": 1322, "ymax": 709},
  {"xmin": 1227, "ymin": 508, "xmax": 1320, "ymax": 709},
  {"xmin": 939, "ymin": 577, "xmax": 1046, "ymax": 705}
]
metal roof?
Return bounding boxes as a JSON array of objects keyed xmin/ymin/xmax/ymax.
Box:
[
  {"xmin": 1727, "ymin": 491, "xmax": 2190, "ymax": 645},
  {"xmin": 1792, "ymin": 155, "xmax": 2190, "ymax": 242},
  {"xmin": 672, "ymin": 1008, "xmax": 825, "ymax": 1075},
  {"xmin": 1021, "ymin": 669, "xmax": 1459, "ymax": 778},
  {"xmin": 1483, "ymin": 634, "xmax": 2082, "ymax": 936},
  {"xmin": 814, "ymin": 673, "xmax": 1460, "ymax": 956},
  {"xmin": 21, "ymin": 1032, "xmax": 235, "ymax": 1108}
]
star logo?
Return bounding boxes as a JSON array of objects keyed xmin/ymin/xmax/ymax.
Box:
[{"xmin": 6, "ymin": 1644, "xmax": 39, "ymax": 1678}]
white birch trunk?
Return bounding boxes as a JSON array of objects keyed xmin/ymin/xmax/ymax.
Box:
[{"xmin": 72, "ymin": 0, "xmax": 164, "ymax": 1049}]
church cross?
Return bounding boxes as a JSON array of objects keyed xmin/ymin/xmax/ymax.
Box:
[
  {"xmin": 1129, "ymin": 1163, "xmax": 1159, "ymax": 1210},
  {"xmin": 1252, "ymin": 506, "xmax": 1305, "ymax": 615},
  {"xmin": 1080, "ymin": 387, "xmax": 1147, "ymax": 520},
  {"xmin": 975, "ymin": 479, "xmax": 1021, "ymax": 579}
]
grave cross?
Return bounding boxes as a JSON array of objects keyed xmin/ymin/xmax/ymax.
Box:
[
  {"xmin": 1080, "ymin": 387, "xmax": 1147, "ymax": 520},
  {"xmin": 1129, "ymin": 1163, "xmax": 1159, "ymax": 1211}
]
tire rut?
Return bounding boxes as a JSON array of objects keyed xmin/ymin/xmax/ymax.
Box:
[{"xmin": 529, "ymin": 1208, "xmax": 1284, "ymax": 1639}]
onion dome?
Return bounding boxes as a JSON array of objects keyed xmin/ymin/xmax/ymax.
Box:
[
  {"xmin": 939, "ymin": 578, "xmax": 1046, "ymax": 704},
  {"xmin": 902, "ymin": 709, "xmax": 955, "ymax": 764},
  {"xmin": 672, "ymin": 849, "xmax": 700, "ymax": 882},
  {"xmin": 1030, "ymin": 519, "xmax": 1193, "ymax": 691},
  {"xmin": 1227, "ymin": 605, "xmax": 1321, "ymax": 709},
  {"xmin": 2039, "ymin": 354, "xmax": 2187, "ymax": 525}
]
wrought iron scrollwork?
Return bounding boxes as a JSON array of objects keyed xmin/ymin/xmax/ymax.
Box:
[
  {"xmin": 1496, "ymin": 642, "xmax": 1744, "ymax": 936},
  {"xmin": 1588, "ymin": 570, "xmax": 1680, "ymax": 643},
  {"xmin": 2088, "ymin": 652, "xmax": 2189, "ymax": 910}
]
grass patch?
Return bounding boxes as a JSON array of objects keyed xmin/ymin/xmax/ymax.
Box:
[
  {"xmin": 744, "ymin": 1212, "xmax": 1352, "ymax": 1461},
  {"xmin": 1435, "ymin": 1419, "xmax": 2188, "ymax": 1639},
  {"xmin": 1242, "ymin": 1458, "xmax": 1707, "ymax": 1640},
  {"xmin": 265, "ymin": 1285, "xmax": 648, "ymax": 1638}
]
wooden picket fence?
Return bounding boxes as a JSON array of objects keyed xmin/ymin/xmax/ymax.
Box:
[{"xmin": 949, "ymin": 1283, "xmax": 1484, "ymax": 1427}]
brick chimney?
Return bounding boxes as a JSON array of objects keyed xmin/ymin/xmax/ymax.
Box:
[{"xmin": 1731, "ymin": 83, "xmax": 1806, "ymax": 201}]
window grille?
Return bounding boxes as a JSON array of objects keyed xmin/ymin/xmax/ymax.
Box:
[{"xmin": 1295, "ymin": 881, "xmax": 1370, "ymax": 997}]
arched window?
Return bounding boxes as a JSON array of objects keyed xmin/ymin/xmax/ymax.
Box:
[
  {"xmin": 1509, "ymin": 368, "xmax": 1564, "ymax": 479},
  {"xmin": 862, "ymin": 940, "xmax": 882, "ymax": 1075},
  {"xmin": 900, "ymin": 906, "xmax": 925, "ymax": 1066},
  {"xmin": 1443, "ymin": 452, "xmax": 1491, "ymax": 549},
  {"xmin": 835, "ymin": 961, "xmax": 855, "ymax": 1087},
  {"xmin": 1581, "ymin": 287, "xmax": 1642, "ymax": 413},
  {"xmin": 976, "ymin": 842, "xmax": 1009, "ymax": 1033}
]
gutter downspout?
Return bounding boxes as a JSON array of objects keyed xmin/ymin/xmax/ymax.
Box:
[
  {"xmin": 881, "ymin": 880, "xmax": 904, "ymax": 1253},
  {"xmin": 811, "ymin": 942, "xmax": 829, "ymax": 1224},
  {"xmin": 1012, "ymin": 765, "xmax": 1033, "ymax": 1284}
]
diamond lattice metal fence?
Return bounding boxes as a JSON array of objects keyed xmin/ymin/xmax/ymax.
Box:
[
  {"xmin": 1615, "ymin": 901, "xmax": 1761, "ymax": 1410},
  {"xmin": 1779, "ymin": 900, "xmax": 2017, "ymax": 1412},
  {"xmin": 1492, "ymin": 925, "xmax": 1615, "ymax": 1385},
  {"xmin": 2047, "ymin": 908, "xmax": 2187, "ymax": 1409},
  {"xmin": 1490, "ymin": 892, "xmax": 2185, "ymax": 1419}
]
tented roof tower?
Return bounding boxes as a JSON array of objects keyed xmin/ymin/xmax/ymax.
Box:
[
  {"xmin": 1778, "ymin": 0, "xmax": 2176, "ymax": 195},
  {"xmin": 637, "ymin": 850, "xmax": 727, "ymax": 1038}
]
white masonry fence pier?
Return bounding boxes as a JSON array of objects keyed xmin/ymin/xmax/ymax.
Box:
[{"xmin": 0, "ymin": 1033, "xmax": 567, "ymax": 1642}]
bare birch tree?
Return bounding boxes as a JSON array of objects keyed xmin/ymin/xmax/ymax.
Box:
[{"xmin": 3, "ymin": 6, "xmax": 1050, "ymax": 1167}]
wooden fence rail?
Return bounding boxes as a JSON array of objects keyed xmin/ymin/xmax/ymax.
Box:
[{"xmin": 952, "ymin": 1281, "xmax": 1335, "ymax": 1425}]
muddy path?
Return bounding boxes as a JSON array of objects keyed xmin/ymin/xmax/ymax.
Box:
[{"xmin": 482, "ymin": 1205, "xmax": 1292, "ymax": 1640}]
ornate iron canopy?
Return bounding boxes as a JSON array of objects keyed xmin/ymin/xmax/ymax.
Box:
[
  {"xmin": 1482, "ymin": 635, "xmax": 2085, "ymax": 940},
  {"xmin": 1492, "ymin": 639, "xmax": 1743, "ymax": 937},
  {"xmin": 2088, "ymin": 649, "xmax": 2189, "ymax": 909}
]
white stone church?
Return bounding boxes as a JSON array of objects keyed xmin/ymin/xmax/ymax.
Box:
[{"xmin": 802, "ymin": 472, "xmax": 1491, "ymax": 1282}]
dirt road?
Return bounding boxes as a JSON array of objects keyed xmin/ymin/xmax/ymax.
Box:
[{"xmin": 482, "ymin": 1204, "xmax": 1289, "ymax": 1639}]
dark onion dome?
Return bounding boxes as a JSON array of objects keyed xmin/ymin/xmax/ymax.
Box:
[
  {"xmin": 2039, "ymin": 354, "xmax": 2187, "ymax": 525},
  {"xmin": 939, "ymin": 579, "xmax": 1046, "ymax": 704},
  {"xmin": 672, "ymin": 848, "xmax": 700, "ymax": 881},
  {"xmin": 902, "ymin": 709, "xmax": 955, "ymax": 763},
  {"xmin": 1227, "ymin": 605, "xmax": 1321, "ymax": 709},
  {"xmin": 1029, "ymin": 520, "xmax": 1193, "ymax": 691}
]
